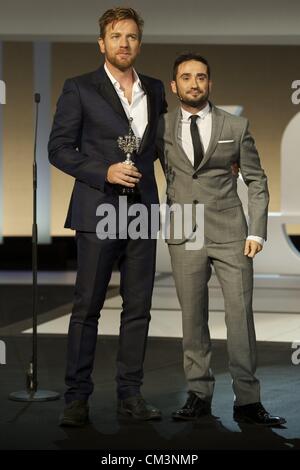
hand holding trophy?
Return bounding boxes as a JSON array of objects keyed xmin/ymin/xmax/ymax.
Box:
[{"xmin": 117, "ymin": 118, "xmax": 141, "ymax": 200}]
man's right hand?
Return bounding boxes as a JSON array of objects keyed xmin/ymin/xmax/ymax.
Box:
[{"xmin": 106, "ymin": 163, "xmax": 142, "ymax": 187}]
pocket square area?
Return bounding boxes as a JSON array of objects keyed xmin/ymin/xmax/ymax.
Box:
[{"xmin": 218, "ymin": 139, "xmax": 235, "ymax": 143}]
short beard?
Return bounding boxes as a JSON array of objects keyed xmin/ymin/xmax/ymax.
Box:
[
  {"xmin": 180, "ymin": 95, "xmax": 209, "ymax": 109},
  {"xmin": 106, "ymin": 54, "xmax": 135, "ymax": 72}
]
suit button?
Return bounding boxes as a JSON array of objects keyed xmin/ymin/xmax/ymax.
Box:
[
  {"xmin": 193, "ymin": 199, "xmax": 199, "ymax": 204},
  {"xmin": 192, "ymin": 174, "xmax": 198, "ymax": 179}
]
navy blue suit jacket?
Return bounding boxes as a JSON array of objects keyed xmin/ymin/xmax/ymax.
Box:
[{"xmin": 48, "ymin": 65, "xmax": 167, "ymax": 231}]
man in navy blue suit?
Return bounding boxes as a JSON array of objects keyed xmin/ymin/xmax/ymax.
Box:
[{"xmin": 48, "ymin": 7, "xmax": 167, "ymax": 426}]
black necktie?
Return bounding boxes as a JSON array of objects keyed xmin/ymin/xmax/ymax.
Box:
[{"xmin": 190, "ymin": 115, "xmax": 204, "ymax": 169}]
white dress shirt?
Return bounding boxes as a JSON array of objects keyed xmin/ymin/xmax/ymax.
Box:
[
  {"xmin": 179, "ymin": 103, "xmax": 212, "ymax": 161},
  {"xmin": 104, "ymin": 63, "xmax": 148, "ymax": 139},
  {"xmin": 179, "ymin": 104, "xmax": 264, "ymax": 246}
]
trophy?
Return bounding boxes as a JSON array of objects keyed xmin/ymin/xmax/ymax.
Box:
[{"xmin": 117, "ymin": 117, "xmax": 141, "ymax": 199}]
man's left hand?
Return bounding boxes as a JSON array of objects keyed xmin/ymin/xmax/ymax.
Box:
[{"xmin": 244, "ymin": 239, "xmax": 263, "ymax": 258}]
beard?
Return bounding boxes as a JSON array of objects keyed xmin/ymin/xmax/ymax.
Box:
[
  {"xmin": 106, "ymin": 51, "xmax": 136, "ymax": 71},
  {"xmin": 179, "ymin": 90, "xmax": 209, "ymax": 109}
]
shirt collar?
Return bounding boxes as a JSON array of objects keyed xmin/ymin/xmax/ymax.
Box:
[
  {"xmin": 104, "ymin": 63, "xmax": 142, "ymax": 91},
  {"xmin": 181, "ymin": 102, "xmax": 211, "ymax": 121}
]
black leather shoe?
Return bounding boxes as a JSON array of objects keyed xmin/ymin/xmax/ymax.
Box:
[
  {"xmin": 172, "ymin": 392, "xmax": 212, "ymax": 421},
  {"xmin": 233, "ymin": 402, "xmax": 286, "ymax": 427},
  {"xmin": 59, "ymin": 400, "xmax": 89, "ymax": 427},
  {"xmin": 117, "ymin": 395, "xmax": 161, "ymax": 421}
]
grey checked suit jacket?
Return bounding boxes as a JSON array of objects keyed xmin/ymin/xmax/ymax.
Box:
[{"xmin": 157, "ymin": 104, "xmax": 269, "ymax": 244}]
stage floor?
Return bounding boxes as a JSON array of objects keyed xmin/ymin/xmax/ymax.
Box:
[
  {"xmin": 1, "ymin": 271, "xmax": 299, "ymax": 342},
  {"xmin": 0, "ymin": 271, "xmax": 299, "ymax": 451},
  {"xmin": 0, "ymin": 336, "xmax": 299, "ymax": 451}
]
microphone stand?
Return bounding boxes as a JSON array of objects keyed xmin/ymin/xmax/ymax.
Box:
[{"xmin": 9, "ymin": 93, "xmax": 60, "ymax": 402}]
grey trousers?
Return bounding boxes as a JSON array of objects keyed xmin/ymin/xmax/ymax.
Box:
[{"xmin": 168, "ymin": 238, "xmax": 260, "ymax": 406}]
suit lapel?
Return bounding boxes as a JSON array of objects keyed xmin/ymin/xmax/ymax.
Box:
[
  {"xmin": 172, "ymin": 104, "xmax": 225, "ymax": 171},
  {"xmin": 198, "ymin": 104, "xmax": 225, "ymax": 169},
  {"xmin": 137, "ymin": 76, "xmax": 156, "ymax": 155},
  {"xmin": 94, "ymin": 66, "xmax": 129, "ymax": 124},
  {"xmin": 93, "ymin": 67, "xmax": 157, "ymax": 155}
]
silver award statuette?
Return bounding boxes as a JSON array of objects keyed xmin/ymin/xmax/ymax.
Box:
[{"xmin": 117, "ymin": 117, "xmax": 141, "ymax": 198}]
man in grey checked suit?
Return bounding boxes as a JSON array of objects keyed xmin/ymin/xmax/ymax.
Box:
[{"xmin": 157, "ymin": 53, "xmax": 285, "ymax": 426}]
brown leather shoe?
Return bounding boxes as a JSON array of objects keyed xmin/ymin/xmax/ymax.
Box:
[
  {"xmin": 172, "ymin": 392, "xmax": 212, "ymax": 421},
  {"xmin": 117, "ymin": 395, "xmax": 161, "ymax": 421}
]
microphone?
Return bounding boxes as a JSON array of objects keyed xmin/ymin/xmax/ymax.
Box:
[{"xmin": 34, "ymin": 93, "xmax": 40, "ymax": 104}]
